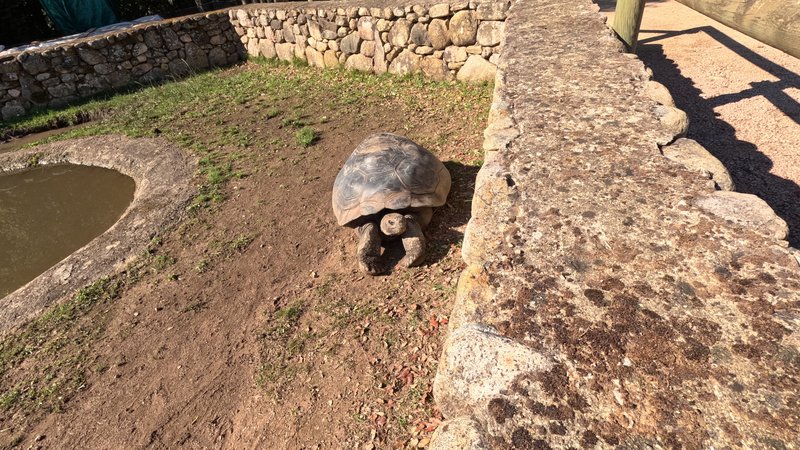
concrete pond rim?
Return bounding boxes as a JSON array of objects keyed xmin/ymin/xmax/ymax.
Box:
[{"xmin": 0, "ymin": 135, "xmax": 196, "ymax": 335}]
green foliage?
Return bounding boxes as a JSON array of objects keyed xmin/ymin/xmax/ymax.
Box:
[{"xmin": 295, "ymin": 126, "xmax": 318, "ymax": 147}]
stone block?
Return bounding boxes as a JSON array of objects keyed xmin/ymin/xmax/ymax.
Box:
[
  {"xmin": 643, "ymin": 80, "xmax": 675, "ymax": 107},
  {"xmin": 476, "ymin": 2, "xmax": 509, "ymax": 20},
  {"xmin": 387, "ymin": 49, "xmax": 421, "ymax": 75},
  {"xmin": 695, "ymin": 191, "xmax": 788, "ymax": 240},
  {"xmin": 389, "ymin": 19, "xmax": 411, "ymax": 47},
  {"xmin": 428, "ymin": 19, "xmax": 451, "ymax": 50},
  {"xmin": 259, "ymin": 40, "xmax": 277, "ymax": 59},
  {"xmin": 305, "ymin": 46, "xmax": 325, "ymax": 68},
  {"xmin": 456, "ymin": 55, "xmax": 495, "ymax": 82},
  {"xmin": 357, "ymin": 17, "xmax": 375, "ymax": 41},
  {"xmin": 653, "ymin": 104, "xmax": 689, "ymax": 143},
  {"xmin": 410, "ymin": 23, "xmax": 430, "ymax": 46},
  {"xmin": 433, "ymin": 324, "xmax": 553, "ymax": 418},
  {"xmin": 663, "ymin": 138, "xmax": 735, "ymax": 191},
  {"xmin": 449, "ymin": 11, "xmax": 478, "ymax": 46},
  {"xmin": 341, "ymin": 32, "xmax": 362, "ymax": 55},
  {"xmin": 420, "ymin": 57, "xmax": 449, "ymax": 80},
  {"xmin": 477, "ymin": 21, "xmax": 504, "ymax": 46},
  {"xmin": 429, "ymin": 417, "xmax": 488, "ymax": 450},
  {"xmin": 361, "ymin": 41, "xmax": 376, "ymax": 58},
  {"xmin": 429, "ymin": 3, "xmax": 450, "ymax": 18},
  {"xmin": 323, "ymin": 49, "xmax": 339, "ymax": 67},
  {"xmin": 344, "ymin": 53, "xmax": 373, "ymax": 72},
  {"xmin": 443, "ymin": 45, "xmax": 468, "ymax": 64},
  {"xmin": 275, "ymin": 42, "xmax": 295, "ymax": 61}
]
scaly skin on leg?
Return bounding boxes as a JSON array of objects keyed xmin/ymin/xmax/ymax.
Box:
[
  {"xmin": 356, "ymin": 222, "xmax": 384, "ymax": 275},
  {"xmin": 399, "ymin": 215, "xmax": 426, "ymax": 268}
]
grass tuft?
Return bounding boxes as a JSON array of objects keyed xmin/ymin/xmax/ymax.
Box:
[{"xmin": 295, "ymin": 126, "xmax": 318, "ymax": 147}]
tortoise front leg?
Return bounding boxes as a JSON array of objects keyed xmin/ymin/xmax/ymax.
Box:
[
  {"xmin": 399, "ymin": 215, "xmax": 426, "ymax": 268},
  {"xmin": 356, "ymin": 222, "xmax": 384, "ymax": 275}
]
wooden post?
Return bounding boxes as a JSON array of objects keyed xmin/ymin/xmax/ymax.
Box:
[
  {"xmin": 674, "ymin": 0, "xmax": 800, "ymax": 60},
  {"xmin": 612, "ymin": 0, "xmax": 647, "ymax": 52}
]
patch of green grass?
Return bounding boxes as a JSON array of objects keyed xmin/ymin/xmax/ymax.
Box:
[
  {"xmin": 195, "ymin": 259, "xmax": 210, "ymax": 273},
  {"xmin": 230, "ymin": 234, "xmax": 256, "ymax": 253},
  {"xmin": 151, "ymin": 254, "xmax": 176, "ymax": 271},
  {"xmin": 0, "ymin": 277, "xmax": 122, "ymax": 414},
  {"xmin": 295, "ymin": 126, "xmax": 318, "ymax": 147},
  {"xmin": 265, "ymin": 108, "xmax": 281, "ymax": 119},
  {"xmin": 0, "ymin": 389, "xmax": 20, "ymax": 411}
]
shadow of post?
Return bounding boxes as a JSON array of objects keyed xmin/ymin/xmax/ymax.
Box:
[{"xmin": 637, "ymin": 41, "xmax": 800, "ymax": 246}]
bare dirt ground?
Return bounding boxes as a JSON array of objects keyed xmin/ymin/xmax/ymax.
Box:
[
  {"xmin": 0, "ymin": 63, "xmax": 491, "ymax": 449},
  {"xmin": 601, "ymin": 0, "xmax": 800, "ymax": 246}
]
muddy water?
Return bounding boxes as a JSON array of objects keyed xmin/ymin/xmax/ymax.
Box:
[{"xmin": 0, "ymin": 164, "xmax": 135, "ymax": 298}]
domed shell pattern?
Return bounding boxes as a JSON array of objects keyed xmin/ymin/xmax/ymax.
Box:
[{"xmin": 332, "ymin": 133, "xmax": 451, "ymax": 227}]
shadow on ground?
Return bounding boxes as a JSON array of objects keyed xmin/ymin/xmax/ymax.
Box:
[
  {"xmin": 637, "ymin": 29, "xmax": 800, "ymax": 246},
  {"xmin": 382, "ymin": 161, "xmax": 479, "ymax": 272}
]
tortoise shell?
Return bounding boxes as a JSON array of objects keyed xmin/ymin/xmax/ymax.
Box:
[{"xmin": 332, "ymin": 133, "xmax": 451, "ymax": 227}]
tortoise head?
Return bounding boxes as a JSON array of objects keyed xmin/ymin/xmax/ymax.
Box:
[{"xmin": 380, "ymin": 212, "xmax": 407, "ymax": 236}]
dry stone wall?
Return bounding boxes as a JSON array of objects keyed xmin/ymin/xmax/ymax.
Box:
[
  {"xmin": 0, "ymin": 1, "xmax": 508, "ymax": 121},
  {"xmin": 228, "ymin": 2, "xmax": 506, "ymax": 82},
  {"xmin": 0, "ymin": 13, "xmax": 243, "ymax": 120}
]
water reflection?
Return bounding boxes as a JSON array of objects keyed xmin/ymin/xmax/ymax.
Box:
[{"xmin": 0, "ymin": 164, "xmax": 135, "ymax": 297}]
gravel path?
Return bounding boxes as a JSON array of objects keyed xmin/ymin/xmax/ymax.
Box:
[{"xmin": 602, "ymin": 0, "xmax": 800, "ymax": 246}]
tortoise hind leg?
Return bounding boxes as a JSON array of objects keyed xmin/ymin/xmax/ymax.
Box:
[
  {"xmin": 399, "ymin": 215, "xmax": 426, "ymax": 268},
  {"xmin": 357, "ymin": 222, "xmax": 384, "ymax": 275}
]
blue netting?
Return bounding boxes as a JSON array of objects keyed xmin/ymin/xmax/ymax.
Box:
[{"xmin": 39, "ymin": 0, "xmax": 118, "ymax": 35}]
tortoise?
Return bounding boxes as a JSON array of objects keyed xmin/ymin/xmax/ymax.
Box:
[{"xmin": 332, "ymin": 133, "xmax": 451, "ymax": 275}]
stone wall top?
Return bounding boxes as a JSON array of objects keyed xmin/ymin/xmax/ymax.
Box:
[{"xmin": 432, "ymin": 0, "xmax": 800, "ymax": 448}]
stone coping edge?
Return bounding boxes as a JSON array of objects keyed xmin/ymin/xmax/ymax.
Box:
[{"xmin": 0, "ymin": 135, "xmax": 196, "ymax": 335}]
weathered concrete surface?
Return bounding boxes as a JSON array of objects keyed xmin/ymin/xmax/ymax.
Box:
[
  {"xmin": 433, "ymin": 0, "xmax": 800, "ymax": 447},
  {"xmin": 0, "ymin": 136, "xmax": 195, "ymax": 334}
]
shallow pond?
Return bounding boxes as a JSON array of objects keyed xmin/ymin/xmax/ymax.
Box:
[{"xmin": 0, "ymin": 164, "xmax": 135, "ymax": 298}]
